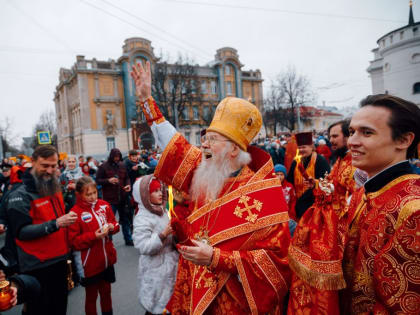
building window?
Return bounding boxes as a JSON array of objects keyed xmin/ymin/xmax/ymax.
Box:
[
  {"xmin": 107, "ymin": 137, "xmax": 115, "ymax": 151},
  {"xmin": 203, "ymin": 106, "xmax": 210, "ymax": 120},
  {"xmin": 400, "ymin": 31, "xmax": 404, "ymax": 40},
  {"xmin": 169, "ymin": 80, "xmax": 174, "ymax": 91},
  {"xmin": 413, "ymin": 82, "xmax": 420, "ymax": 94},
  {"xmin": 390, "ymin": 35, "xmax": 393, "ymax": 44},
  {"xmin": 195, "ymin": 132, "xmax": 201, "ymax": 146},
  {"xmin": 211, "ymin": 81, "xmax": 217, "ymax": 94},
  {"xmin": 190, "ymin": 81, "xmax": 196, "ymax": 94},
  {"xmin": 193, "ymin": 106, "xmax": 199, "ymax": 120},
  {"xmin": 226, "ymin": 82, "xmax": 233, "ymax": 95},
  {"xmin": 185, "ymin": 132, "xmax": 190, "ymax": 142},
  {"xmin": 182, "ymin": 107, "xmax": 189, "ymax": 120},
  {"xmin": 225, "ymin": 65, "xmax": 231, "ymax": 75},
  {"xmin": 201, "ymin": 80, "xmax": 207, "ymax": 94}
]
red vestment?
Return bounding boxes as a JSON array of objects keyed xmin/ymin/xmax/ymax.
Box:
[
  {"xmin": 284, "ymin": 137, "xmax": 298, "ymax": 173},
  {"xmin": 341, "ymin": 173, "xmax": 420, "ymax": 314},
  {"xmin": 155, "ymin": 133, "xmax": 292, "ymax": 314},
  {"xmin": 287, "ymin": 152, "xmax": 356, "ymax": 315}
]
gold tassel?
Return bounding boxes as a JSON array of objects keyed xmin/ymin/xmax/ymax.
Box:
[{"xmin": 288, "ymin": 251, "xmax": 346, "ymax": 291}]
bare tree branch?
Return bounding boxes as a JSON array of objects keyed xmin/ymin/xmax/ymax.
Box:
[{"xmin": 263, "ymin": 66, "xmax": 316, "ymax": 133}]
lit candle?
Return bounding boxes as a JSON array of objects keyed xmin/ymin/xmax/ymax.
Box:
[
  {"xmin": 0, "ymin": 281, "xmax": 12, "ymax": 311},
  {"xmin": 168, "ymin": 185, "xmax": 174, "ymax": 219},
  {"xmin": 294, "ymin": 150, "xmax": 309, "ymax": 180}
]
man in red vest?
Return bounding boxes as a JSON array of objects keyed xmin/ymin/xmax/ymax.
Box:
[{"xmin": 7, "ymin": 145, "xmax": 77, "ymax": 315}]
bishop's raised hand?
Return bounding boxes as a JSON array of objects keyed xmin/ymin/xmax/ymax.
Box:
[{"xmin": 131, "ymin": 60, "xmax": 152, "ymax": 102}]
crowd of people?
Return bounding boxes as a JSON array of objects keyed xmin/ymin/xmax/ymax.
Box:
[{"xmin": 0, "ymin": 62, "xmax": 418, "ymax": 315}]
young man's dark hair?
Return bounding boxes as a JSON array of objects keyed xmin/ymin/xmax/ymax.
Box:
[
  {"xmin": 128, "ymin": 150, "xmax": 137, "ymax": 156},
  {"xmin": 32, "ymin": 145, "xmax": 58, "ymax": 161},
  {"xmin": 359, "ymin": 94, "xmax": 420, "ymax": 159},
  {"xmin": 328, "ymin": 119, "xmax": 350, "ymax": 138}
]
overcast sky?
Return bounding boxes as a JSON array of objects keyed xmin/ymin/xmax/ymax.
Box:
[{"xmin": 1, "ymin": 0, "xmax": 418, "ymax": 145}]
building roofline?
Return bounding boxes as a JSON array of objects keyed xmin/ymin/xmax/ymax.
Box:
[{"xmin": 377, "ymin": 21, "xmax": 420, "ymax": 44}]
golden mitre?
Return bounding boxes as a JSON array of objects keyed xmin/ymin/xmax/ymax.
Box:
[{"xmin": 207, "ymin": 97, "xmax": 262, "ymax": 151}]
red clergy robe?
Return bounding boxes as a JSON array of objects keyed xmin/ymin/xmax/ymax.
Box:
[
  {"xmin": 287, "ymin": 152, "xmax": 356, "ymax": 315},
  {"xmin": 341, "ymin": 161, "xmax": 420, "ymax": 314},
  {"xmin": 155, "ymin": 133, "xmax": 291, "ymax": 314}
]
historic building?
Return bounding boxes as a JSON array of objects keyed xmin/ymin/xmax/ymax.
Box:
[
  {"xmin": 367, "ymin": 1, "xmax": 420, "ymax": 105},
  {"xmin": 54, "ymin": 38, "xmax": 263, "ymax": 158}
]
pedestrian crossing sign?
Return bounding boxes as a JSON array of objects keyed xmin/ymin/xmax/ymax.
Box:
[{"xmin": 37, "ymin": 131, "xmax": 51, "ymax": 144}]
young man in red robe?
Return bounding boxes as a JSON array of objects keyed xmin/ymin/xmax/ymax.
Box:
[
  {"xmin": 131, "ymin": 61, "xmax": 291, "ymax": 314},
  {"xmin": 288, "ymin": 94, "xmax": 420, "ymax": 315}
]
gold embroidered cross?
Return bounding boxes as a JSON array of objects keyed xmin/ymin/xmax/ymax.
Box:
[
  {"xmin": 195, "ymin": 266, "xmax": 214, "ymax": 289},
  {"xmin": 224, "ymin": 256, "xmax": 235, "ymax": 269},
  {"xmin": 234, "ymin": 195, "xmax": 263, "ymax": 223}
]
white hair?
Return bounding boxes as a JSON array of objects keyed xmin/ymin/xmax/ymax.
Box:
[{"xmin": 190, "ymin": 142, "xmax": 251, "ymax": 202}]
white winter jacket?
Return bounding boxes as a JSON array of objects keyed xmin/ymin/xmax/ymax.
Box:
[{"xmin": 132, "ymin": 177, "xmax": 179, "ymax": 314}]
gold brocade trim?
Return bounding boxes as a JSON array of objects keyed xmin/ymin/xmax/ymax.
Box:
[
  {"xmin": 172, "ymin": 146, "xmax": 201, "ymax": 190},
  {"xmin": 251, "ymin": 250, "xmax": 287, "ymax": 299},
  {"xmin": 209, "ymin": 247, "xmax": 221, "ymax": 270},
  {"xmin": 154, "ymin": 132, "xmax": 182, "ymax": 178},
  {"xmin": 294, "ymin": 152, "xmax": 317, "ymax": 198},
  {"xmin": 225, "ymin": 165, "xmax": 254, "ymax": 184},
  {"xmin": 234, "ymin": 251, "xmax": 258, "ymax": 315},
  {"xmin": 193, "ymin": 272, "xmax": 231, "ymax": 315},
  {"xmin": 250, "ymin": 158, "xmax": 274, "ymax": 182},
  {"xmin": 288, "ymin": 245, "xmax": 346, "ymax": 290},
  {"xmin": 367, "ymin": 174, "xmax": 420, "ymax": 199},
  {"xmin": 187, "ymin": 178, "xmax": 281, "ymax": 223},
  {"xmin": 210, "ymin": 212, "xmax": 289, "ymax": 246},
  {"xmin": 395, "ymin": 199, "xmax": 420, "ymax": 230},
  {"xmin": 191, "ymin": 226, "xmax": 271, "ymax": 313},
  {"xmin": 155, "ymin": 117, "xmax": 165, "ymax": 124}
]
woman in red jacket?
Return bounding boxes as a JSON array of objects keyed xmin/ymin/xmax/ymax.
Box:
[{"xmin": 68, "ymin": 176, "xmax": 120, "ymax": 315}]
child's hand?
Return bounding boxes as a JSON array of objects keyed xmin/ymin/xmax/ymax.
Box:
[
  {"xmin": 161, "ymin": 222, "xmax": 173, "ymax": 238},
  {"xmin": 108, "ymin": 223, "xmax": 115, "ymax": 232},
  {"xmin": 95, "ymin": 228, "xmax": 108, "ymax": 239}
]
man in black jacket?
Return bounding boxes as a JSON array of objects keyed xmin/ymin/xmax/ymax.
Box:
[{"xmin": 96, "ymin": 148, "xmax": 133, "ymax": 245}]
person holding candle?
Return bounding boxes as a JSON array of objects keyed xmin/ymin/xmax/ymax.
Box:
[
  {"xmin": 132, "ymin": 175, "xmax": 178, "ymax": 315},
  {"xmin": 131, "ymin": 61, "xmax": 291, "ymax": 314},
  {"xmin": 68, "ymin": 176, "xmax": 119, "ymax": 315},
  {"xmin": 286, "ymin": 131, "xmax": 330, "ymax": 219}
]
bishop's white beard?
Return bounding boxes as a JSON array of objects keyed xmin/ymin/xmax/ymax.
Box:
[{"xmin": 190, "ymin": 145, "xmax": 234, "ymax": 202}]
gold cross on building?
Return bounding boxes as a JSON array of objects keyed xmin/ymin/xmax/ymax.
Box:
[{"xmin": 234, "ymin": 195, "xmax": 263, "ymax": 223}]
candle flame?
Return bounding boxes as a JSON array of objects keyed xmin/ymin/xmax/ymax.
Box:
[
  {"xmin": 168, "ymin": 185, "xmax": 177, "ymax": 219},
  {"xmin": 294, "ymin": 150, "xmax": 302, "ymax": 164}
]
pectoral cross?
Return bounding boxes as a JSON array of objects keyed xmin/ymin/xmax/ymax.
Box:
[{"xmin": 195, "ymin": 227, "xmax": 210, "ymax": 245}]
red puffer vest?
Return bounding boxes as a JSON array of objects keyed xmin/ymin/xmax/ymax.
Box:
[
  {"xmin": 68, "ymin": 199, "xmax": 119, "ymax": 278},
  {"xmin": 15, "ymin": 192, "xmax": 69, "ymax": 263}
]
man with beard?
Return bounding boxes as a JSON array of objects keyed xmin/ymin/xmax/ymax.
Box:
[
  {"xmin": 6, "ymin": 145, "xmax": 77, "ymax": 315},
  {"xmin": 131, "ymin": 61, "xmax": 291, "ymax": 314},
  {"xmin": 327, "ymin": 120, "xmax": 357, "ymax": 213}
]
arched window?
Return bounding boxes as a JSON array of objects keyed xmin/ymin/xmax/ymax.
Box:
[{"xmin": 413, "ymin": 82, "xmax": 420, "ymax": 94}]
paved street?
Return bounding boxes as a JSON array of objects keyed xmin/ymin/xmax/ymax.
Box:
[{"xmin": 2, "ymin": 227, "xmax": 147, "ymax": 315}]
